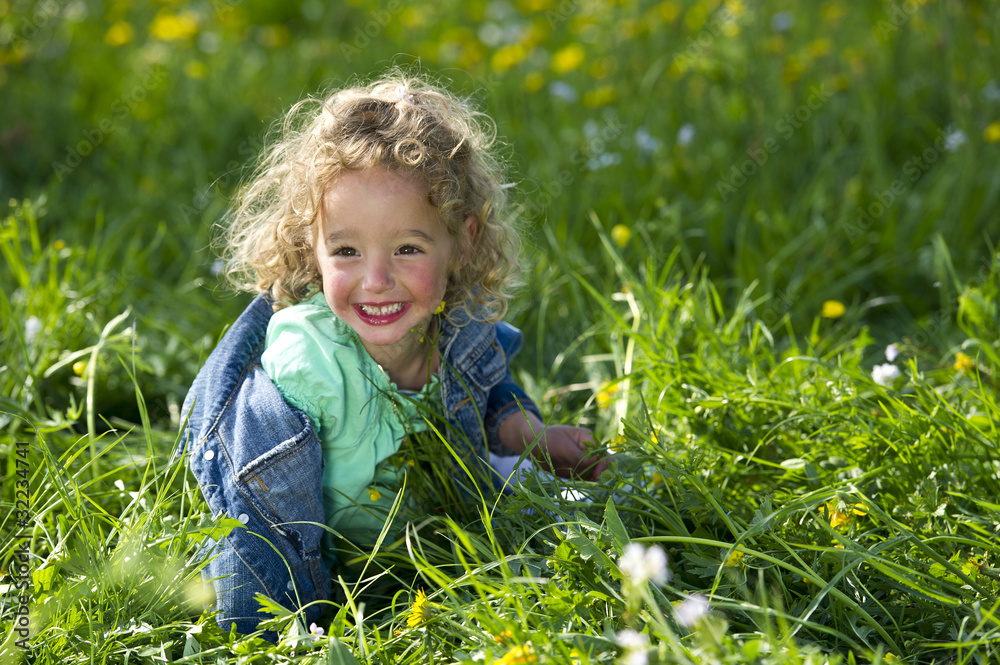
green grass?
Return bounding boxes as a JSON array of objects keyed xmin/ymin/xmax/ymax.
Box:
[{"xmin": 3, "ymin": 0, "xmax": 1000, "ymax": 662}]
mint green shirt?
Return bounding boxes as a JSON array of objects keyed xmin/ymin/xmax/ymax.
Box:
[{"xmin": 261, "ymin": 292, "xmax": 439, "ymax": 566}]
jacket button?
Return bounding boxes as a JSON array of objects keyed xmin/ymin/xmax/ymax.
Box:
[
  {"xmin": 204, "ymin": 449, "xmax": 215, "ymax": 461},
  {"xmin": 238, "ymin": 513, "xmax": 249, "ymax": 524}
]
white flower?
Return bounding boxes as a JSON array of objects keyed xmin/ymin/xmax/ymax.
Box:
[
  {"xmin": 587, "ymin": 152, "xmax": 622, "ymax": 171},
  {"xmin": 872, "ymin": 363, "xmax": 901, "ymax": 387},
  {"xmin": 25, "ymin": 316, "xmax": 42, "ymax": 347},
  {"xmin": 981, "ymin": 80, "xmax": 1000, "ymax": 103},
  {"xmin": 306, "ymin": 622, "xmax": 325, "ymax": 641},
  {"xmin": 616, "ymin": 629, "xmax": 649, "ymax": 665},
  {"xmin": 618, "ymin": 543, "xmax": 670, "ymax": 586},
  {"xmin": 675, "ymin": 593, "xmax": 710, "ymax": 628},
  {"xmin": 885, "ymin": 343, "xmax": 898, "ymax": 362},
  {"xmin": 634, "ymin": 127, "xmax": 661, "ymax": 154},
  {"xmin": 943, "ymin": 127, "xmax": 967, "ymax": 152},
  {"xmin": 676, "ymin": 123, "xmax": 695, "ymax": 147},
  {"xmin": 770, "ymin": 11, "xmax": 794, "ymax": 32},
  {"xmin": 549, "ymin": 81, "xmax": 578, "ymax": 103}
]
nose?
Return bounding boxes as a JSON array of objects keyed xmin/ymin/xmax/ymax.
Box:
[{"xmin": 361, "ymin": 257, "xmax": 394, "ymax": 293}]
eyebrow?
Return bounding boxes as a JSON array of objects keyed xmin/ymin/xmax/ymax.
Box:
[{"xmin": 322, "ymin": 228, "xmax": 437, "ymax": 245}]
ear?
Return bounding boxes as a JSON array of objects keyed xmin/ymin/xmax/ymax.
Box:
[{"xmin": 458, "ymin": 215, "xmax": 478, "ymax": 266}]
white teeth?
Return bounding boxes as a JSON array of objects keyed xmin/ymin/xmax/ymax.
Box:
[{"xmin": 360, "ymin": 303, "xmax": 404, "ymax": 316}]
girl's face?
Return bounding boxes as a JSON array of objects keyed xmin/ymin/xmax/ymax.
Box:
[{"xmin": 315, "ymin": 168, "xmax": 473, "ymax": 368}]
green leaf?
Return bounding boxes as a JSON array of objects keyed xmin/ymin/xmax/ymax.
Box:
[
  {"xmin": 604, "ymin": 497, "xmax": 629, "ymax": 549},
  {"xmin": 327, "ymin": 638, "xmax": 361, "ymax": 665}
]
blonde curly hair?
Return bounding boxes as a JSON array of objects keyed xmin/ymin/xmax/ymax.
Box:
[{"xmin": 219, "ymin": 70, "xmax": 522, "ymax": 323}]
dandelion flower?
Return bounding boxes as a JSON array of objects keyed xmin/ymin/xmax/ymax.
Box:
[
  {"xmin": 494, "ymin": 644, "xmax": 538, "ymax": 664},
  {"xmin": 104, "ymin": 21, "xmax": 135, "ymax": 47},
  {"xmin": 618, "ymin": 543, "xmax": 670, "ymax": 586},
  {"xmin": 675, "ymin": 593, "xmax": 710, "ymax": 628},
  {"xmin": 984, "ymin": 122, "xmax": 1000, "ymax": 143},
  {"xmin": 610, "ymin": 224, "xmax": 632, "ymax": 247},
  {"xmin": 953, "ymin": 352, "xmax": 975, "ymax": 372},
  {"xmin": 872, "ymin": 363, "xmax": 900, "ymax": 387},
  {"xmin": 552, "ymin": 44, "xmax": 585, "ymax": 73},
  {"xmin": 820, "ymin": 300, "xmax": 845, "ymax": 318},
  {"xmin": 150, "ymin": 11, "xmax": 199, "ymax": 41},
  {"xmin": 885, "ymin": 343, "xmax": 899, "ymax": 362},
  {"xmin": 406, "ymin": 589, "xmax": 430, "ymax": 627}
]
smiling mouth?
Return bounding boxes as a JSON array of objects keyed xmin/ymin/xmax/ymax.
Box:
[
  {"xmin": 359, "ymin": 303, "xmax": 405, "ymax": 316},
  {"xmin": 354, "ymin": 302, "xmax": 409, "ymax": 325}
]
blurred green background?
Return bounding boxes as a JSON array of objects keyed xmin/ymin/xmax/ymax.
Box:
[{"xmin": 1, "ymin": 0, "xmax": 997, "ymax": 433}]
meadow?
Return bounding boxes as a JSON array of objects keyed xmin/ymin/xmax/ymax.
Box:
[{"xmin": 2, "ymin": 0, "xmax": 1000, "ymax": 662}]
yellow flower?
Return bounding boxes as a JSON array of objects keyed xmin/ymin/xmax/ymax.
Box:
[
  {"xmin": 552, "ymin": 44, "xmax": 585, "ymax": 73},
  {"xmin": 492, "ymin": 43, "xmax": 530, "ymax": 72},
  {"xmin": 610, "ymin": 434, "xmax": 627, "ymax": 452},
  {"xmin": 610, "ymin": 224, "xmax": 632, "ymax": 247},
  {"xmin": 434, "ymin": 300, "xmax": 446, "ymax": 314},
  {"xmin": 184, "ymin": 61, "xmax": 207, "ymax": 79},
  {"xmin": 368, "ymin": 488, "xmax": 382, "ymax": 502},
  {"xmin": 595, "ymin": 382, "xmax": 619, "ymax": 407},
  {"xmin": 583, "ymin": 85, "xmax": 616, "ymax": 107},
  {"xmin": 820, "ymin": 300, "xmax": 846, "ymax": 319},
  {"xmin": 406, "ymin": 589, "xmax": 430, "ymax": 627},
  {"xmin": 494, "ymin": 644, "xmax": 538, "ymax": 665},
  {"xmin": 650, "ymin": 472, "xmax": 664, "ymax": 487},
  {"xmin": 53, "ymin": 239, "xmax": 65, "ymax": 251},
  {"xmin": 984, "ymin": 122, "xmax": 1000, "ymax": 143},
  {"xmin": 724, "ymin": 549, "xmax": 745, "ymax": 569},
  {"xmin": 150, "ymin": 11, "xmax": 199, "ymax": 42},
  {"xmin": 104, "ymin": 21, "xmax": 135, "ymax": 47},
  {"xmin": 824, "ymin": 500, "xmax": 867, "ymax": 531},
  {"xmin": 493, "ymin": 629, "xmax": 514, "ymax": 644},
  {"xmin": 523, "ymin": 71, "xmax": 545, "ymax": 93},
  {"xmin": 73, "ymin": 360, "xmax": 87, "ymax": 376},
  {"xmin": 953, "ymin": 352, "xmax": 975, "ymax": 372}
]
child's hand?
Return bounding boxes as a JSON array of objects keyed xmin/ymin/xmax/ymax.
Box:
[
  {"xmin": 498, "ymin": 413, "xmax": 609, "ymax": 480},
  {"xmin": 532, "ymin": 425, "xmax": 609, "ymax": 480}
]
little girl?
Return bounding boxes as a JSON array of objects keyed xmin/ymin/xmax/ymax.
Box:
[{"xmin": 181, "ymin": 71, "xmax": 605, "ymax": 640}]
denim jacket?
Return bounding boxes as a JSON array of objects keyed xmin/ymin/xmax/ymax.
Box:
[{"xmin": 178, "ymin": 293, "xmax": 539, "ymax": 639}]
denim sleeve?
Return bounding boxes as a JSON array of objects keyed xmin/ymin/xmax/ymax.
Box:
[{"xmin": 484, "ymin": 322, "xmax": 542, "ymax": 455}]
